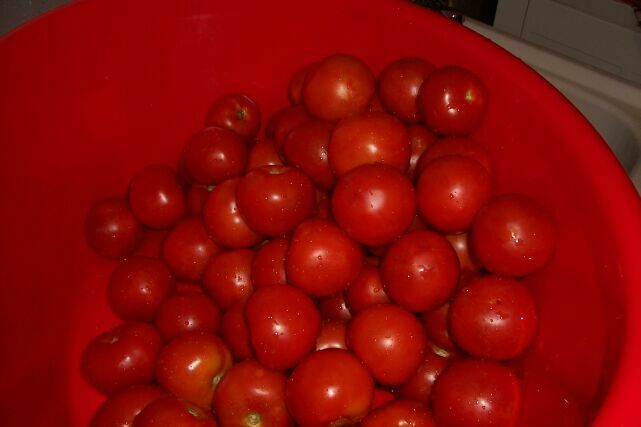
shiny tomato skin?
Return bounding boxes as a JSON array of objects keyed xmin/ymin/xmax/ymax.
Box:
[
  {"xmin": 220, "ymin": 303, "xmax": 254, "ymax": 360},
  {"xmin": 214, "ymin": 360, "xmax": 292, "ymax": 427},
  {"xmin": 347, "ymin": 303, "xmax": 427, "ymax": 386},
  {"xmin": 286, "ymin": 348, "xmax": 374, "ymax": 427},
  {"xmin": 345, "ymin": 265, "xmax": 390, "ymax": 314},
  {"xmin": 251, "ymin": 236, "xmax": 289, "ymax": 288},
  {"xmin": 90, "ymin": 384, "xmax": 166, "ymax": 427},
  {"xmin": 203, "ymin": 249, "xmax": 254, "ymax": 310},
  {"xmin": 382, "ymin": 230, "xmax": 460, "ymax": 312},
  {"xmin": 282, "ymin": 119, "xmax": 335, "ymax": 190},
  {"xmin": 445, "ymin": 233, "xmax": 480, "ymax": 272},
  {"xmin": 318, "ymin": 292, "xmax": 352, "ymax": 322},
  {"xmin": 420, "ymin": 303, "xmax": 459, "ymax": 354},
  {"xmin": 154, "ymin": 291, "xmax": 221, "ymax": 341},
  {"xmin": 360, "ymin": 400, "xmax": 437, "ymax": 427},
  {"xmin": 247, "ymin": 138, "xmax": 283, "ymax": 171},
  {"xmin": 245, "ymin": 284, "xmax": 321, "ymax": 370},
  {"xmin": 417, "ymin": 137, "xmax": 494, "ymax": 177},
  {"xmin": 205, "ymin": 93, "xmax": 261, "ymax": 141},
  {"xmin": 378, "ymin": 57, "xmax": 433, "ymax": 124},
  {"xmin": 85, "ymin": 197, "xmax": 144, "ymax": 259},
  {"xmin": 286, "ymin": 218, "xmax": 364, "ymax": 297},
  {"xmin": 133, "ymin": 397, "xmax": 218, "ymax": 427},
  {"xmin": 331, "ymin": 164, "xmax": 416, "ymax": 246},
  {"xmin": 407, "ymin": 125, "xmax": 438, "ymax": 181},
  {"xmin": 316, "ymin": 320, "xmax": 348, "ymax": 351},
  {"xmin": 81, "ymin": 323, "xmax": 162, "ymax": 395},
  {"xmin": 397, "ymin": 350, "xmax": 450, "ymax": 402}
]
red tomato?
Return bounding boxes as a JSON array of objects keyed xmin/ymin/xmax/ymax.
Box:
[
  {"xmin": 397, "ymin": 350, "xmax": 450, "ymax": 402},
  {"xmin": 81, "ymin": 323, "xmax": 161, "ymax": 395},
  {"xmin": 371, "ymin": 388, "xmax": 396, "ymax": 410},
  {"xmin": 156, "ymin": 332, "xmax": 232, "ymax": 409},
  {"xmin": 202, "ymin": 178, "xmax": 262, "ymax": 249},
  {"xmin": 332, "ymin": 164, "xmax": 416, "ymax": 246},
  {"xmin": 382, "ymin": 230, "xmax": 460, "ymax": 312},
  {"xmin": 286, "ymin": 349, "xmax": 374, "ymax": 426},
  {"xmin": 420, "ymin": 303, "xmax": 459, "ymax": 354},
  {"xmin": 154, "ymin": 291, "xmax": 221, "ymax": 341},
  {"xmin": 128, "ymin": 164, "xmax": 187, "ymax": 229},
  {"xmin": 418, "ymin": 65, "xmax": 488, "ymax": 136},
  {"xmin": 417, "ymin": 155, "xmax": 493, "ymax": 233},
  {"xmin": 247, "ymin": 138, "xmax": 283, "ymax": 171},
  {"xmin": 282, "ymin": 119, "xmax": 335, "ymax": 189},
  {"xmin": 213, "ymin": 360, "xmax": 292, "ymax": 427},
  {"xmin": 449, "ymin": 275, "xmax": 538, "ymax": 360},
  {"xmin": 432, "ymin": 359, "xmax": 522, "ymax": 427},
  {"xmin": 378, "ymin": 57, "xmax": 433, "ymax": 124},
  {"xmin": 318, "ymin": 292, "xmax": 352, "ymax": 322},
  {"xmin": 245, "ymin": 284, "xmax": 321, "ymax": 369},
  {"xmin": 85, "ymin": 197, "xmax": 144, "ymax": 259},
  {"xmin": 220, "ymin": 303, "xmax": 253, "ymax": 360},
  {"xmin": 316, "ymin": 320, "xmax": 348, "ymax": 351},
  {"xmin": 289, "ymin": 63, "xmax": 314, "ymax": 106},
  {"xmin": 181, "ymin": 127, "xmax": 248, "ymax": 185},
  {"xmin": 445, "ymin": 233, "xmax": 480, "ymax": 272},
  {"xmin": 205, "ymin": 93, "xmax": 261, "ymax": 141},
  {"xmin": 107, "ymin": 256, "xmax": 175, "ymax": 322},
  {"xmin": 347, "ymin": 303, "xmax": 427, "ymax": 386},
  {"xmin": 251, "ymin": 236, "xmax": 289, "ymax": 288},
  {"xmin": 203, "ymin": 249, "xmax": 254, "ymax": 310},
  {"xmin": 235, "ymin": 165, "xmax": 316, "ymax": 237},
  {"xmin": 470, "ymin": 193, "xmax": 557, "ymax": 277},
  {"xmin": 302, "ymin": 54, "xmax": 375, "ymax": 122},
  {"xmin": 186, "ymin": 184, "xmax": 213, "ymax": 215},
  {"xmin": 133, "ymin": 397, "xmax": 218, "ymax": 427},
  {"xmin": 360, "ymin": 400, "xmax": 437, "ymax": 427},
  {"xmin": 329, "ymin": 112, "xmax": 410, "ymax": 176},
  {"xmin": 287, "ymin": 218, "xmax": 364, "ymax": 297},
  {"xmin": 416, "ymin": 137, "xmax": 494, "ymax": 177},
  {"xmin": 90, "ymin": 384, "xmax": 165, "ymax": 427},
  {"xmin": 161, "ymin": 217, "xmax": 221, "ymax": 282},
  {"xmin": 269, "ymin": 105, "xmax": 313, "ymax": 151},
  {"xmin": 345, "ymin": 265, "xmax": 390, "ymax": 314},
  {"xmin": 407, "ymin": 124, "xmax": 438, "ymax": 181}
]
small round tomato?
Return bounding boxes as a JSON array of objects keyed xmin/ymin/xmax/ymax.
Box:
[
  {"xmin": 269, "ymin": 106, "xmax": 313, "ymax": 151},
  {"xmin": 245, "ymin": 284, "xmax": 321, "ymax": 370},
  {"xmin": 156, "ymin": 332, "xmax": 232, "ymax": 409},
  {"xmin": 251, "ymin": 236, "xmax": 289, "ymax": 288},
  {"xmin": 289, "ymin": 63, "xmax": 315, "ymax": 106},
  {"xmin": 432, "ymin": 359, "xmax": 522, "ymax": 427},
  {"xmin": 332, "ymin": 164, "xmax": 416, "ymax": 246},
  {"xmin": 235, "ymin": 165, "xmax": 316, "ymax": 237},
  {"xmin": 445, "ymin": 233, "xmax": 480, "ymax": 272},
  {"xmin": 420, "ymin": 303, "xmax": 458, "ymax": 354},
  {"xmin": 382, "ymin": 230, "xmax": 459, "ymax": 312},
  {"xmin": 347, "ymin": 303, "xmax": 427, "ymax": 386},
  {"xmin": 186, "ymin": 184, "xmax": 212, "ymax": 215},
  {"xmin": 378, "ymin": 57, "xmax": 433, "ymax": 124},
  {"xmin": 286, "ymin": 349, "xmax": 374, "ymax": 427},
  {"xmin": 161, "ymin": 217, "xmax": 221, "ymax": 282},
  {"xmin": 345, "ymin": 265, "xmax": 390, "ymax": 314},
  {"xmin": 154, "ymin": 292, "xmax": 221, "ymax": 341},
  {"xmin": 407, "ymin": 125, "xmax": 438, "ymax": 181},
  {"xmin": 360, "ymin": 400, "xmax": 436, "ymax": 427},
  {"xmin": 397, "ymin": 350, "xmax": 450, "ymax": 402},
  {"xmin": 470, "ymin": 193, "xmax": 557, "ymax": 277},
  {"xmin": 417, "ymin": 155, "xmax": 493, "ymax": 233},
  {"xmin": 329, "ymin": 112, "xmax": 410, "ymax": 176},
  {"xmin": 81, "ymin": 323, "xmax": 161, "ymax": 395},
  {"xmin": 205, "ymin": 93, "xmax": 261, "ymax": 141},
  {"xmin": 247, "ymin": 138, "xmax": 283, "ymax": 171},
  {"xmin": 133, "ymin": 397, "xmax": 218, "ymax": 427},
  {"xmin": 302, "ymin": 54, "xmax": 375, "ymax": 122},
  {"xmin": 220, "ymin": 303, "xmax": 253, "ymax": 360},
  {"xmin": 318, "ymin": 292, "xmax": 352, "ymax": 322},
  {"xmin": 203, "ymin": 249, "xmax": 254, "ymax": 310},
  {"xmin": 128, "ymin": 164, "xmax": 187, "ymax": 229},
  {"xmin": 85, "ymin": 197, "xmax": 144, "ymax": 259},
  {"xmin": 90, "ymin": 384, "xmax": 165, "ymax": 427},
  {"xmin": 416, "ymin": 137, "xmax": 494, "ymax": 177},
  {"xmin": 287, "ymin": 218, "xmax": 364, "ymax": 297},
  {"xmin": 213, "ymin": 360, "xmax": 292, "ymax": 427},
  {"xmin": 418, "ymin": 65, "xmax": 488, "ymax": 136},
  {"xmin": 316, "ymin": 320, "xmax": 348, "ymax": 351},
  {"xmin": 107, "ymin": 256, "xmax": 175, "ymax": 322},
  {"xmin": 181, "ymin": 127, "xmax": 248, "ymax": 185},
  {"xmin": 282, "ymin": 119, "xmax": 335, "ymax": 190}
]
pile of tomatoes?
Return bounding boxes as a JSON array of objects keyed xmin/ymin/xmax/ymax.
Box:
[{"xmin": 82, "ymin": 53, "xmax": 557, "ymax": 427}]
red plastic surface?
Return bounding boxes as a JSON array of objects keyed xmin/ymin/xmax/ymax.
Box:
[{"xmin": 1, "ymin": 0, "xmax": 640, "ymax": 425}]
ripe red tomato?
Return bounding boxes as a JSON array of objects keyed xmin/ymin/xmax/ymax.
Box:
[
  {"xmin": 449, "ymin": 275, "xmax": 538, "ymax": 360},
  {"xmin": 371, "ymin": 388, "xmax": 395, "ymax": 410},
  {"xmin": 220, "ymin": 303, "xmax": 253, "ymax": 360},
  {"xmin": 203, "ymin": 249, "xmax": 254, "ymax": 310},
  {"xmin": 470, "ymin": 193, "xmax": 557, "ymax": 277},
  {"xmin": 420, "ymin": 303, "xmax": 459, "ymax": 354},
  {"xmin": 214, "ymin": 360, "xmax": 292, "ymax": 427},
  {"xmin": 286, "ymin": 348, "xmax": 374, "ymax": 426},
  {"xmin": 332, "ymin": 164, "xmax": 416, "ymax": 246},
  {"xmin": 85, "ymin": 197, "xmax": 144, "ymax": 259},
  {"xmin": 329, "ymin": 112, "xmax": 410, "ymax": 176},
  {"xmin": 345, "ymin": 265, "xmax": 390, "ymax": 314},
  {"xmin": 269, "ymin": 105, "xmax": 313, "ymax": 150},
  {"xmin": 205, "ymin": 93, "xmax": 261, "ymax": 141},
  {"xmin": 128, "ymin": 164, "xmax": 187, "ymax": 229},
  {"xmin": 90, "ymin": 384, "xmax": 165, "ymax": 427},
  {"xmin": 382, "ymin": 230, "xmax": 460, "ymax": 312},
  {"xmin": 156, "ymin": 332, "xmax": 232, "ymax": 409},
  {"xmin": 161, "ymin": 217, "xmax": 221, "ymax": 282},
  {"xmin": 316, "ymin": 320, "xmax": 348, "ymax": 351},
  {"xmin": 407, "ymin": 124, "xmax": 438, "ymax": 181},
  {"xmin": 360, "ymin": 400, "xmax": 436, "ymax": 427},
  {"xmin": 235, "ymin": 165, "xmax": 316, "ymax": 237},
  {"xmin": 154, "ymin": 291, "xmax": 221, "ymax": 341},
  {"xmin": 247, "ymin": 138, "xmax": 283, "ymax": 171},
  {"xmin": 181, "ymin": 127, "xmax": 248, "ymax": 185},
  {"xmin": 378, "ymin": 57, "xmax": 433, "ymax": 124},
  {"xmin": 245, "ymin": 284, "xmax": 321, "ymax": 370},
  {"xmin": 289, "ymin": 63, "xmax": 314, "ymax": 106},
  {"xmin": 432, "ymin": 359, "xmax": 522, "ymax": 427},
  {"xmin": 318, "ymin": 292, "xmax": 352, "ymax": 321},
  {"xmin": 81, "ymin": 323, "xmax": 161, "ymax": 395},
  {"xmin": 445, "ymin": 233, "xmax": 480, "ymax": 272},
  {"xmin": 251, "ymin": 236, "xmax": 289, "ymax": 288},
  {"xmin": 282, "ymin": 119, "xmax": 335, "ymax": 190},
  {"xmin": 347, "ymin": 303, "xmax": 427, "ymax": 386},
  {"xmin": 417, "ymin": 155, "xmax": 493, "ymax": 233},
  {"xmin": 418, "ymin": 65, "xmax": 488, "ymax": 136},
  {"xmin": 287, "ymin": 218, "xmax": 364, "ymax": 297},
  {"xmin": 186, "ymin": 184, "xmax": 212, "ymax": 215},
  {"xmin": 107, "ymin": 256, "xmax": 175, "ymax": 322},
  {"xmin": 397, "ymin": 350, "xmax": 450, "ymax": 402},
  {"xmin": 416, "ymin": 137, "xmax": 494, "ymax": 177},
  {"xmin": 302, "ymin": 54, "xmax": 375, "ymax": 122},
  {"xmin": 133, "ymin": 397, "xmax": 218, "ymax": 427}
]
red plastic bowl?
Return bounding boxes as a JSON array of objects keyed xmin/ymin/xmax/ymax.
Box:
[{"xmin": 1, "ymin": 0, "xmax": 640, "ymax": 425}]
